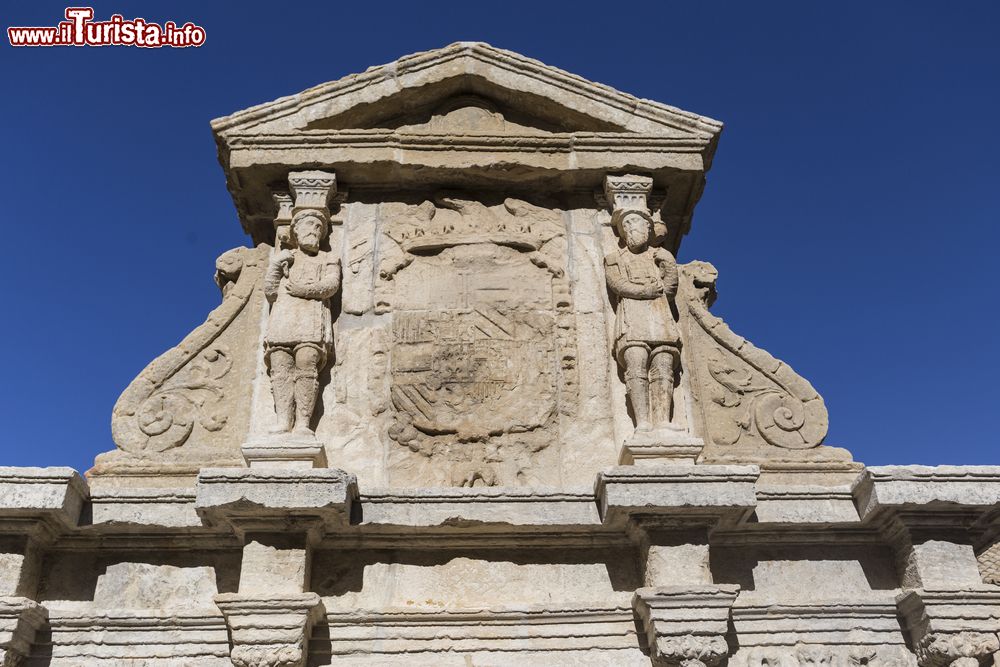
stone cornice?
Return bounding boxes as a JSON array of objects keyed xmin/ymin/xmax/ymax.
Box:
[{"xmin": 211, "ymin": 42, "xmax": 722, "ymax": 139}]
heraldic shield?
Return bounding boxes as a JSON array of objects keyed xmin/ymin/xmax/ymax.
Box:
[{"xmin": 389, "ymin": 244, "xmax": 558, "ymax": 441}]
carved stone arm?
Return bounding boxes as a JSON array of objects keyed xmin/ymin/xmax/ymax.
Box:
[
  {"xmin": 263, "ymin": 256, "xmax": 285, "ymax": 302},
  {"xmin": 605, "ymin": 257, "xmax": 661, "ymax": 299},
  {"xmin": 286, "ymin": 258, "xmax": 342, "ymax": 300},
  {"xmin": 654, "ymin": 248, "xmax": 679, "ymax": 298}
]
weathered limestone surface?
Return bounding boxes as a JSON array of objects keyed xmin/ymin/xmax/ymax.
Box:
[{"xmin": 1, "ymin": 43, "xmax": 997, "ymax": 665}]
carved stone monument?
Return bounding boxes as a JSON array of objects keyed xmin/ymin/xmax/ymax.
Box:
[{"xmin": 2, "ymin": 43, "xmax": 998, "ymax": 666}]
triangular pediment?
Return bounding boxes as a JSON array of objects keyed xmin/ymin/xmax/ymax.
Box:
[{"xmin": 211, "ymin": 42, "xmax": 722, "ymax": 140}]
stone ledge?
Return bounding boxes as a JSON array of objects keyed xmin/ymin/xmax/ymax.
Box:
[
  {"xmin": 0, "ymin": 467, "xmax": 88, "ymax": 533},
  {"xmin": 195, "ymin": 468, "xmax": 358, "ymax": 535},
  {"xmin": 317, "ymin": 604, "xmax": 639, "ymax": 657},
  {"xmin": 855, "ymin": 465, "xmax": 1000, "ymax": 521},
  {"xmin": 732, "ymin": 595, "xmax": 909, "ymax": 648},
  {"xmin": 596, "ymin": 465, "xmax": 758, "ymax": 528},
  {"xmin": 358, "ymin": 487, "xmax": 600, "ymax": 527},
  {"xmin": 90, "ymin": 487, "xmax": 201, "ymax": 528},
  {"xmin": 754, "ymin": 484, "xmax": 861, "ymax": 524},
  {"xmin": 44, "ymin": 606, "xmax": 231, "ymax": 663}
]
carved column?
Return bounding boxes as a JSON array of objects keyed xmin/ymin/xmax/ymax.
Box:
[
  {"xmin": 0, "ymin": 544, "xmax": 45, "ymax": 664},
  {"xmin": 597, "ymin": 465, "xmax": 756, "ymax": 667},
  {"xmin": 0, "ymin": 598, "xmax": 46, "ymax": 667},
  {"xmin": 197, "ymin": 467, "xmax": 356, "ymax": 667},
  {"xmin": 638, "ymin": 524, "xmax": 713, "ymax": 588},
  {"xmin": 215, "ymin": 533, "xmax": 322, "ymax": 667},
  {"xmin": 272, "ymin": 191, "xmax": 294, "ymax": 250}
]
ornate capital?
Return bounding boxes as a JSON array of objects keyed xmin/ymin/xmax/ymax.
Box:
[
  {"xmin": 916, "ymin": 632, "xmax": 999, "ymax": 667},
  {"xmin": 272, "ymin": 191, "xmax": 294, "ymax": 248},
  {"xmin": 633, "ymin": 585, "xmax": 739, "ymax": 667},
  {"xmin": 603, "ymin": 173, "xmax": 654, "ymax": 214},
  {"xmin": 0, "ymin": 597, "xmax": 47, "ymax": 667},
  {"xmin": 288, "ymin": 170, "xmax": 337, "ymax": 219},
  {"xmin": 215, "ymin": 592, "xmax": 323, "ymax": 667},
  {"xmin": 897, "ymin": 588, "xmax": 1000, "ymax": 667}
]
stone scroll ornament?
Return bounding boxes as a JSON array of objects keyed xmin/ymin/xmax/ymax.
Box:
[
  {"xmin": 111, "ymin": 245, "xmax": 268, "ymax": 453},
  {"xmin": 676, "ymin": 260, "xmax": 829, "ymax": 450}
]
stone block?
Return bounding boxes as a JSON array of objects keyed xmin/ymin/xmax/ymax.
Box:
[
  {"xmin": 0, "ymin": 466, "xmax": 87, "ymax": 529},
  {"xmin": 754, "ymin": 484, "xmax": 862, "ymax": 524},
  {"xmin": 89, "ymin": 487, "xmax": 202, "ymax": 528},
  {"xmin": 596, "ymin": 465, "xmax": 758, "ymax": 528},
  {"xmin": 358, "ymin": 487, "xmax": 601, "ymax": 529},
  {"xmin": 195, "ymin": 467, "xmax": 357, "ymax": 534},
  {"xmin": 855, "ymin": 466, "xmax": 1000, "ymax": 518}
]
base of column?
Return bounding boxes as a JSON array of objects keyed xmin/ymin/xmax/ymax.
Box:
[
  {"xmin": 619, "ymin": 428, "xmax": 704, "ymax": 466},
  {"xmin": 242, "ymin": 434, "xmax": 327, "ymax": 469}
]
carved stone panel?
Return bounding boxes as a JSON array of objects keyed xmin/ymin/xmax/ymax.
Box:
[
  {"xmin": 101, "ymin": 245, "xmax": 269, "ymax": 476},
  {"xmin": 377, "ymin": 195, "xmax": 577, "ymax": 487},
  {"xmin": 676, "ymin": 261, "xmax": 853, "ymax": 466}
]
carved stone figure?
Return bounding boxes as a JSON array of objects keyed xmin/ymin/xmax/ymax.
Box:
[
  {"xmin": 604, "ymin": 175, "xmax": 682, "ymax": 435},
  {"xmin": 263, "ymin": 208, "xmax": 341, "ymax": 437}
]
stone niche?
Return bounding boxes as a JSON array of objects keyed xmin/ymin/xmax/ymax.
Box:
[{"xmin": 4, "ymin": 42, "xmax": 1000, "ymax": 667}]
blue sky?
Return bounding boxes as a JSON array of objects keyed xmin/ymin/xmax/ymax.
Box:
[{"xmin": 1, "ymin": 1, "xmax": 997, "ymax": 473}]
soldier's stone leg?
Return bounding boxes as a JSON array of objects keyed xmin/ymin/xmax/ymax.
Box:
[
  {"xmin": 267, "ymin": 348, "xmax": 295, "ymax": 433},
  {"xmin": 292, "ymin": 346, "xmax": 322, "ymax": 436},
  {"xmin": 622, "ymin": 345, "xmax": 651, "ymax": 430},
  {"xmin": 649, "ymin": 346, "xmax": 679, "ymax": 429}
]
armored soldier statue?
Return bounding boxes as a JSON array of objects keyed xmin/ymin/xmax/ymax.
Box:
[
  {"xmin": 605, "ymin": 208, "xmax": 681, "ymax": 433},
  {"xmin": 263, "ymin": 209, "xmax": 341, "ymax": 436}
]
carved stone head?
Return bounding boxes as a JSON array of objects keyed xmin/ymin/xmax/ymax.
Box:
[
  {"xmin": 290, "ymin": 210, "xmax": 327, "ymax": 254},
  {"xmin": 615, "ymin": 210, "xmax": 654, "ymax": 253}
]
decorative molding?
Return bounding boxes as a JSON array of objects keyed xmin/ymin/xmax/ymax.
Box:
[
  {"xmin": 288, "ymin": 170, "xmax": 336, "ymax": 218},
  {"xmin": 45, "ymin": 607, "xmax": 231, "ymax": 662}
]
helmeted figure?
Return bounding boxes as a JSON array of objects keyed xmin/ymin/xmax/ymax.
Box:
[
  {"xmin": 263, "ymin": 209, "xmax": 341, "ymax": 436},
  {"xmin": 605, "ymin": 207, "xmax": 681, "ymax": 432}
]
